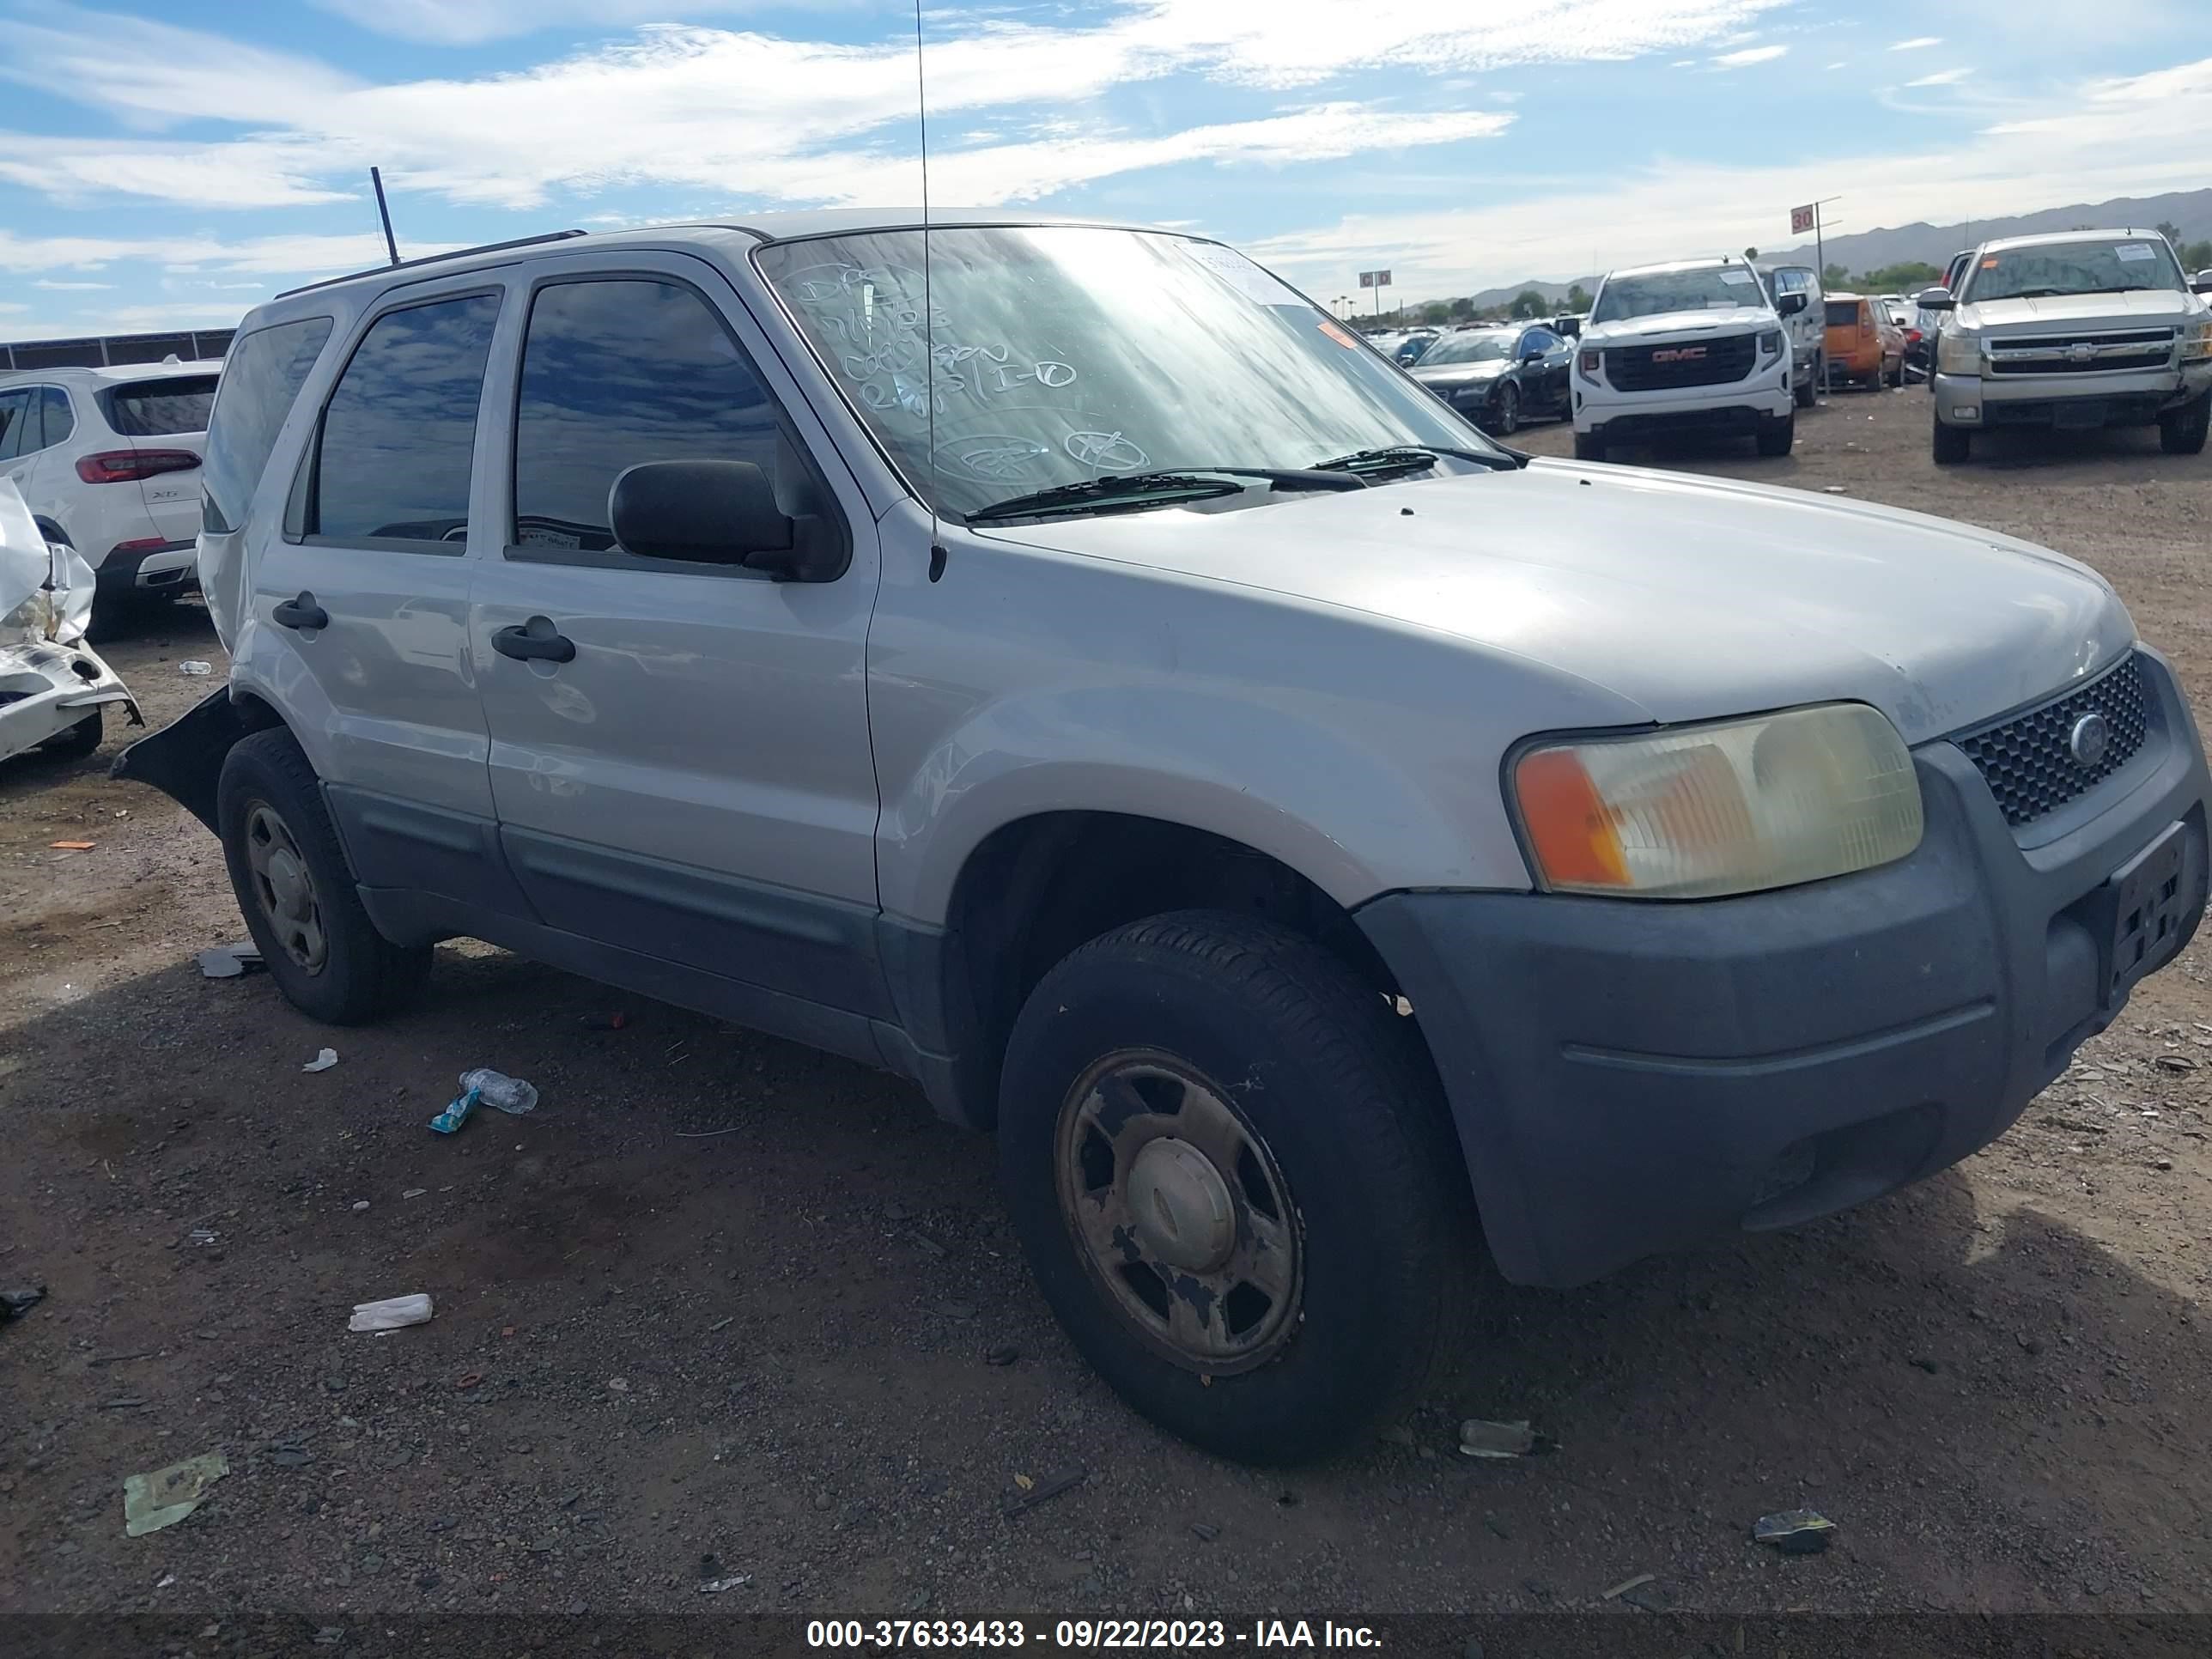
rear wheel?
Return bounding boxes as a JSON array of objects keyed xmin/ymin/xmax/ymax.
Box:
[
  {"xmin": 1755, "ymin": 413, "xmax": 1795, "ymax": 457},
  {"xmin": 38, "ymin": 708, "xmax": 102, "ymax": 761},
  {"xmin": 2160, "ymin": 391, "xmax": 2210, "ymax": 456},
  {"xmin": 1933, "ymin": 416, "xmax": 1972, "ymax": 465},
  {"xmin": 1572, "ymin": 430, "xmax": 1607, "ymax": 463},
  {"xmin": 217, "ymin": 728, "xmax": 431, "ymax": 1024},
  {"xmin": 1793, "ymin": 363, "xmax": 1815, "ymax": 410},
  {"xmin": 998, "ymin": 912, "xmax": 1480, "ymax": 1464}
]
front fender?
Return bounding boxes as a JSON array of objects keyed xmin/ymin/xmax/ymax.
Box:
[{"xmin": 109, "ymin": 688, "xmax": 242, "ymax": 833}]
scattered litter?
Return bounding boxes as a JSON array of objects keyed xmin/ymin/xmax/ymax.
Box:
[
  {"xmin": 707, "ymin": 1316, "xmax": 734, "ymax": 1334},
  {"xmin": 911, "ymin": 1233, "xmax": 948, "ymax": 1259},
  {"xmin": 455, "ymin": 1371, "xmax": 483, "ymax": 1391},
  {"xmin": 301, "ymin": 1048, "xmax": 339, "ymax": 1073},
  {"xmin": 267, "ymin": 1444, "xmax": 314, "ymax": 1468},
  {"xmin": 1822, "ymin": 485, "xmax": 1848, "ymax": 495},
  {"xmin": 984, "ymin": 1345, "xmax": 1019, "ymax": 1367},
  {"xmin": 1602, "ymin": 1572, "xmax": 1656, "ymax": 1601},
  {"xmin": 124, "ymin": 1451, "xmax": 230, "ymax": 1537},
  {"xmin": 1459, "ymin": 1418, "xmax": 1553, "ymax": 1459},
  {"xmin": 698, "ymin": 1575, "xmax": 750, "ymax": 1595},
  {"xmin": 1753, "ymin": 1509, "xmax": 1835, "ymax": 1554},
  {"xmin": 90, "ymin": 1350, "xmax": 155, "ymax": 1366},
  {"xmin": 1191, "ymin": 1522, "xmax": 1221, "ymax": 1542},
  {"xmin": 178, "ymin": 660, "xmax": 212, "ymax": 676},
  {"xmin": 401, "ymin": 1188, "xmax": 427, "ymax": 1200},
  {"xmin": 1004, "ymin": 1466, "xmax": 1085, "ymax": 1517},
  {"xmin": 350, "ymin": 1200, "xmax": 369, "ymax": 1213},
  {"xmin": 1, "ymin": 1284, "xmax": 47, "ymax": 1322},
  {"xmin": 195, "ymin": 943, "xmax": 263, "ymax": 979},
  {"xmin": 461, "ymin": 1068, "xmax": 538, "ymax": 1115},
  {"xmin": 607, "ymin": 1377, "xmax": 629, "ymax": 1393},
  {"xmin": 101, "ymin": 1397, "xmax": 147, "ymax": 1410},
  {"xmin": 186, "ymin": 1228, "xmax": 219, "ymax": 1248},
  {"xmin": 50, "ymin": 840, "xmax": 94, "ymax": 851},
  {"xmin": 349, "ymin": 1293, "xmax": 433, "ymax": 1333},
  {"xmin": 2154, "ymin": 1054, "xmax": 2197, "ymax": 1073},
  {"xmin": 428, "ymin": 1086, "xmax": 479, "ymax": 1135}
]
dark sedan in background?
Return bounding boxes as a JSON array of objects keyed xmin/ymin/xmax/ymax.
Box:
[{"xmin": 1408, "ymin": 322, "xmax": 1572, "ymax": 434}]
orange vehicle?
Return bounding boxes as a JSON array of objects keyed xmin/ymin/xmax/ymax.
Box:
[{"xmin": 1824, "ymin": 293, "xmax": 1906, "ymax": 389}]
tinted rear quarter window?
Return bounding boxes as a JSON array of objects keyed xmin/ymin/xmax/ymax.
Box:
[
  {"xmin": 104, "ymin": 376, "xmax": 218, "ymax": 438},
  {"xmin": 510, "ymin": 277, "xmax": 776, "ymax": 552},
  {"xmin": 311, "ymin": 295, "xmax": 500, "ymax": 545},
  {"xmin": 1826, "ymin": 301, "xmax": 1860, "ymax": 327},
  {"xmin": 39, "ymin": 386, "xmax": 74, "ymax": 448},
  {"xmin": 202, "ymin": 319, "xmax": 333, "ymax": 534}
]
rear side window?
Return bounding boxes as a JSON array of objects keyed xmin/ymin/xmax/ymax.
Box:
[
  {"xmin": 39, "ymin": 386, "xmax": 74, "ymax": 448},
  {"xmin": 202, "ymin": 318, "xmax": 332, "ymax": 535},
  {"xmin": 510, "ymin": 277, "xmax": 776, "ymax": 552},
  {"xmin": 311, "ymin": 294, "xmax": 500, "ymax": 546},
  {"xmin": 0, "ymin": 388, "xmax": 29, "ymax": 461},
  {"xmin": 1825, "ymin": 301, "xmax": 1859, "ymax": 327},
  {"xmin": 105, "ymin": 375, "xmax": 217, "ymax": 437}
]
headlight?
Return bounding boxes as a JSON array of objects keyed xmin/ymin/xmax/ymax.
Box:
[
  {"xmin": 2184, "ymin": 321, "xmax": 2212, "ymax": 363},
  {"xmin": 1510, "ymin": 704, "xmax": 1923, "ymax": 898},
  {"xmin": 1577, "ymin": 349, "xmax": 1602, "ymax": 379},
  {"xmin": 1936, "ymin": 329, "xmax": 1980, "ymax": 375},
  {"xmin": 1757, "ymin": 329, "xmax": 1784, "ymax": 357}
]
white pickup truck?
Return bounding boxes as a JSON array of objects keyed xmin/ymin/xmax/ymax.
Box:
[{"xmin": 1571, "ymin": 257, "xmax": 1803, "ymax": 461}]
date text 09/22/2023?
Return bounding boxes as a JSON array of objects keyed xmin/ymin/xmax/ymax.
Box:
[{"xmin": 805, "ymin": 1619, "xmax": 1384, "ymax": 1650}]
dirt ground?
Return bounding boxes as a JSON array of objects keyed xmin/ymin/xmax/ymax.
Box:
[{"xmin": 3, "ymin": 385, "xmax": 2210, "ymax": 1635}]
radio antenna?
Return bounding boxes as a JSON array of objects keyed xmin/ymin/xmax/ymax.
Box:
[{"xmin": 914, "ymin": 0, "xmax": 945, "ymax": 581}]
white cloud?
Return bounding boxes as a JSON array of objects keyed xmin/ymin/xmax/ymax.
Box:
[
  {"xmin": 33, "ymin": 278, "xmax": 115, "ymax": 290},
  {"xmin": 308, "ymin": 0, "xmax": 793, "ymax": 46},
  {"xmin": 0, "ymin": 228, "xmax": 460, "ymax": 278},
  {"xmin": 1905, "ymin": 67, "xmax": 1973, "ymax": 87},
  {"xmin": 1246, "ymin": 55, "xmax": 2212, "ymax": 301},
  {"xmin": 1713, "ymin": 46, "xmax": 1787, "ymax": 67},
  {"xmin": 1826, "ymin": 60, "xmax": 1847, "ymax": 70},
  {"xmin": 0, "ymin": 1, "xmax": 1787, "ymax": 211},
  {"xmin": 1890, "ymin": 36, "xmax": 1942, "ymax": 50}
]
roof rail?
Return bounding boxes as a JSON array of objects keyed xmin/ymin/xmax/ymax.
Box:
[{"xmin": 276, "ymin": 229, "xmax": 589, "ymax": 299}]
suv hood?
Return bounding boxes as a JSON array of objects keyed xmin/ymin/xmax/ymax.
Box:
[
  {"xmin": 1582, "ymin": 305, "xmax": 1774, "ymax": 345},
  {"xmin": 1959, "ymin": 289, "xmax": 2204, "ymax": 331},
  {"xmin": 982, "ymin": 462, "xmax": 2131, "ymax": 743}
]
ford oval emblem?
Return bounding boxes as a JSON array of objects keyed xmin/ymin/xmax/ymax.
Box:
[{"xmin": 2068, "ymin": 711, "xmax": 2112, "ymax": 769}]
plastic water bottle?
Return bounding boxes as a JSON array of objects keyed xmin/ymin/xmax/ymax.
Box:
[{"xmin": 459, "ymin": 1069, "xmax": 538, "ymax": 1115}]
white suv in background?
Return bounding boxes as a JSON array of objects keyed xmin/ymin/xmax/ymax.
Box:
[
  {"xmin": 0, "ymin": 361, "xmax": 219, "ymax": 612},
  {"xmin": 1571, "ymin": 258, "xmax": 1802, "ymax": 461}
]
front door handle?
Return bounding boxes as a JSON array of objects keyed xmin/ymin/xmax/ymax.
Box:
[
  {"xmin": 492, "ymin": 616, "xmax": 576, "ymax": 665},
  {"xmin": 272, "ymin": 592, "xmax": 327, "ymax": 630}
]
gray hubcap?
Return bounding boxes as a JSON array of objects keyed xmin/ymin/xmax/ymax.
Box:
[
  {"xmin": 1055, "ymin": 1054, "xmax": 1302, "ymax": 1372},
  {"xmin": 245, "ymin": 802, "xmax": 327, "ymax": 972}
]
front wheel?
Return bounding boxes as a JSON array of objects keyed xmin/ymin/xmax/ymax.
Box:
[
  {"xmin": 1793, "ymin": 366, "xmax": 1815, "ymax": 410},
  {"xmin": 1572, "ymin": 430, "xmax": 1607, "ymax": 462},
  {"xmin": 1488, "ymin": 382, "xmax": 1520, "ymax": 436},
  {"xmin": 998, "ymin": 912, "xmax": 1480, "ymax": 1464},
  {"xmin": 1933, "ymin": 417, "xmax": 1972, "ymax": 465},
  {"xmin": 217, "ymin": 728, "xmax": 431, "ymax": 1024},
  {"xmin": 2160, "ymin": 391, "xmax": 2210, "ymax": 456},
  {"xmin": 37, "ymin": 708, "xmax": 102, "ymax": 762},
  {"xmin": 1755, "ymin": 413, "xmax": 1795, "ymax": 457}
]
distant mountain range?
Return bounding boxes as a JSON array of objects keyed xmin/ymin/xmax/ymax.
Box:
[{"xmin": 1449, "ymin": 188, "xmax": 2212, "ymax": 311}]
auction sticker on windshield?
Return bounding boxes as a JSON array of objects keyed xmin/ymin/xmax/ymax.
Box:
[
  {"xmin": 1182, "ymin": 242, "xmax": 1306, "ymax": 307},
  {"xmin": 1720, "ymin": 268, "xmax": 1755, "ymax": 285},
  {"xmin": 2116, "ymin": 244, "xmax": 2157, "ymax": 262}
]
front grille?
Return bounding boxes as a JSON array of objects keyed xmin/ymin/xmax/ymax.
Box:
[
  {"xmin": 1605, "ymin": 333, "xmax": 1758, "ymax": 392},
  {"xmin": 1985, "ymin": 329, "xmax": 2174, "ymax": 376},
  {"xmin": 1956, "ymin": 653, "xmax": 2150, "ymax": 828}
]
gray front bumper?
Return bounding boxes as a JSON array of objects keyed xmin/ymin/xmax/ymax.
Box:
[
  {"xmin": 1359, "ymin": 647, "xmax": 2212, "ymax": 1289},
  {"xmin": 1936, "ymin": 362, "xmax": 2212, "ymax": 427}
]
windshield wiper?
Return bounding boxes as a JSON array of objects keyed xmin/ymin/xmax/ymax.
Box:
[
  {"xmin": 1312, "ymin": 443, "xmax": 1528, "ymax": 477},
  {"xmin": 964, "ymin": 466, "xmax": 1364, "ymax": 526}
]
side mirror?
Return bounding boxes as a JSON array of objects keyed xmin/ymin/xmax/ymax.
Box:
[
  {"xmin": 1521, "ymin": 349, "xmax": 1544, "ymax": 365},
  {"xmin": 1775, "ymin": 292, "xmax": 1808, "ymax": 318},
  {"xmin": 2193, "ymin": 271, "xmax": 2212, "ymax": 295},
  {"xmin": 1914, "ymin": 287, "xmax": 1955, "ymax": 311},
  {"xmin": 1554, "ymin": 315, "xmax": 1582, "ymax": 338},
  {"xmin": 609, "ymin": 459, "xmax": 838, "ymax": 581}
]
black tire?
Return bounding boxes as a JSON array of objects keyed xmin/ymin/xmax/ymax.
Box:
[
  {"xmin": 37, "ymin": 708, "xmax": 102, "ymax": 762},
  {"xmin": 998, "ymin": 912, "xmax": 1480, "ymax": 1464},
  {"xmin": 1489, "ymin": 382, "xmax": 1520, "ymax": 436},
  {"xmin": 2160, "ymin": 391, "xmax": 2210, "ymax": 456},
  {"xmin": 1814, "ymin": 353, "xmax": 1827, "ymax": 395},
  {"xmin": 1887, "ymin": 356, "xmax": 1905, "ymax": 388},
  {"xmin": 1932, "ymin": 417, "xmax": 1971, "ymax": 465},
  {"xmin": 1793, "ymin": 365, "xmax": 1815, "ymax": 410},
  {"xmin": 1572, "ymin": 430, "xmax": 1607, "ymax": 462},
  {"xmin": 216, "ymin": 728, "xmax": 430, "ymax": 1024},
  {"xmin": 1755, "ymin": 413, "xmax": 1795, "ymax": 457}
]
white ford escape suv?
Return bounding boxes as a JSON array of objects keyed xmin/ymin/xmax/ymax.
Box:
[
  {"xmin": 117, "ymin": 215, "xmax": 2210, "ymax": 1464},
  {"xmin": 0, "ymin": 361, "xmax": 218, "ymax": 611}
]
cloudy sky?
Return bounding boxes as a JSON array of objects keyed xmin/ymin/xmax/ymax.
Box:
[{"xmin": 3, "ymin": 0, "xmax": 2209, "ymax": 341}]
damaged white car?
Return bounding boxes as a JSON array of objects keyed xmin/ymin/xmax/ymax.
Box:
[{"xmin": 0, "ymin": 478, "xmax": 140, "ymax": 765}]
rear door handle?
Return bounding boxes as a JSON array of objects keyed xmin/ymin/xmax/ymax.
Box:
[
  {"xmin": 492, "ymin": 617, "xmax": 576, "ymax": 665},
  {"xmin": 272, "ymin": 592, "xmax": 327, "ymax": 630}
]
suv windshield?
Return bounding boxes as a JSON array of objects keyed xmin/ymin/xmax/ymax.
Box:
[
  {"xmin": 1964, "ymin": 239, "xmax": 2187, "ymax": 303},
  {"xmin": 755, "ymin": 227, "xmax": 1492, "ymax": 519},
  {"xmin": 1419, "ymin": 331, "xmax": 1513, "ymax": 367},
  {"xmin": 1591, "ymin": 266, "xmax": 1765, "ymax": 323}
]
